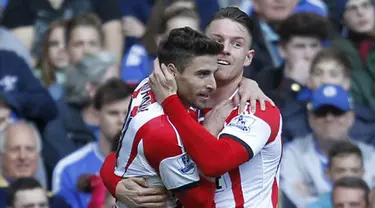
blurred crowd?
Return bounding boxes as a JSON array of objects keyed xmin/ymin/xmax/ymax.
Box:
[{"xmin": 0, "ymin": 0, "xmax": 375, "ymax": 207}]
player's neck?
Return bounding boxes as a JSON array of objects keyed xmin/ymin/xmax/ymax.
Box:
[
  {"xmin": 81, "ymin": 105, "xmax": 99, "ymax": 126},
  {"xmin": 98, "ymin": 135, "xmax": 112, "ymax": 157},
  {"xmin": 208, "ymin": 76, "xmax": 241, "ymax": 106}
]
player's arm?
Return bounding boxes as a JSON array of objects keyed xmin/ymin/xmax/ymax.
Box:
[
  {"xmin": 100, "ymin": 153, "xmax": 122, "ymax": 197},
  {"xmin": 100, "ymin": 153, "xmax": 169, "ymax": 207},
  {"xmin": 161, "ymin": 95, "xmax": 281, "ymax": 177},
  {"xmin": 143, "ymin": 127, "xmax": 215, "ymax": 208}
]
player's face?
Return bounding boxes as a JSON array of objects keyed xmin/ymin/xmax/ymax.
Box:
[
  {"xmin": 343, "ymin": 0, "xmax": 375, "ymax": 34},
  {"xmin": 328, "ymin": 154, "xmax": 364, "ymax": 182},
  {"xmin": 252, "ymin": 0, "xmax": 298, "ymax": 21},
  {"xmin": 308, "ymin": 107, "xmax": 354, "ymax": 142},
  {"xmin": 13, "ymin": 188, "xmax": 49, "ymax": 208},
  {"xmin": 333, "ymin": 187, "xmax": 368, "ymax": 208},
  {"xmin": 67, "ymin": 26, "xmax": 102, "ymax": 64},
  {"xmin": 206, "ymin": 18, "xmax": 254, "ymax": 86},
  {"xmin": 99, "ymin": 97, "xmax": 131, "ymax": 141},
  {"xmin": 309, "ymin": 60, "xmax": 351, "ymax": 90},
  {"xmin": 175, "ymin": 55, "xmax": 217, "ymax": 109}
]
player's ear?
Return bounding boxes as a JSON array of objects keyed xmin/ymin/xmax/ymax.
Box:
[
  {"xmin": 244, "ymin": 49, "xmax": 255, "ymax": 67},
  {"xmin": 167, "ymin": 63, "xmax": 178, "ymax": 76}
]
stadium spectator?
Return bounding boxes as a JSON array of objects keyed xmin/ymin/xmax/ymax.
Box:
[
  {"xmin": 308, "ymin": 141, "xmax": 365, "ymax": 208},
  {"xmin": 65, "ymin": 14, "xmax": 104, "ymax": 64},
  {"xmin": 240, "ymin": 0, "xmax": 328, "ymax": 18},
  {"xmin": 282, "ymin": 48, "xmax": 375, "ymax": 144},
  {"xmin": 0, "ymin": 0, "xmax": 123, "ymax": 66},
  {"xmin": 241, "ymin": 0, "xmax": 299, "ymax": 78},
  {"xmin": 42, "ymin": 51, "xmax": 118, "ymax": 181},
  {"xmin": 280, "ymin": 84, "xmax": 375, "ymax": 207},
  {"xmin": 0, "ymin": 121, "xmax": 70, "ymax": 207},
  {"xmin": 122, "ymin": 7, "xmax": 200, "ymax": 85},
  {"xmin": 120, "ymin": 0, "xmax": 219, "ymax": 49},
  {"xmin": 35, "ymin": 20, "xmax": 70, "ymax": 100},
  {"xmin": 332, "ymin": 177, "xmax": 370, "ymax": 208},
  {"xmin": 0, "ymin": 50, "xmax": 57, "ymax": 130},
  {"xmin": 254, "ymin": 12, "xmax": 329, "ymax": 107},
  {"xmin": 371, "ymin": 187, "xmax": 375, "ymax": 208},
  {"xmin": 340, "ymin": 0, "xmax": 375, "ymax": 116},
  {"xmin": 52, "ymin": 78, "xmax": 132, "ymax": 208},
  {"xmin": 5, "ymin": 177, "xmax": 69, "ymax": 208}
]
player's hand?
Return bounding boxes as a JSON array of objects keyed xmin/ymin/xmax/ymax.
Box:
[
  {"xmin": 115, "ymin": 177, "xmax": 168, "ymax": 208},
  {"xmin": 203, "ymin": 100, "xmax": 234, "ymax": 136},
  {"xmin": 234, "ymin": 78, "xmax": 275, "ymax": 113},
  {"xmin": 149, "ymin": 58, "xmax": 178, "ymax": 104}
]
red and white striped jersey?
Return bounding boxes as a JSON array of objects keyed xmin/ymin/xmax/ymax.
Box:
[
  {"xmin": 201, "ymin": 99, "xmax": 283, "ymax": 207},
  {"xmin": 115, "ymin": 79, "xmax": 200, "ymax": 208}
]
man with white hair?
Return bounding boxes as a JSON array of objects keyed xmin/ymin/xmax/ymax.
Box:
[{"xmin": 0, "ymin": 121, "xmax": 43, "ymax": 184}]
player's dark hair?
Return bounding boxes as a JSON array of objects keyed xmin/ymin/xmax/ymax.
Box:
[
  {"xmin": 278, "ymin": 12, "xmax": 329, "ymax": 45},
  {"xmin": 157, "ymin": 27, "xmax": 223, "ymax": 72},
  {"xmin": 7, "ymin": 177, "xmax": 44, "ymax": 206},
  {"xmin": 332, "ymin": 177, "xmax": 370, "ymax": 206},
  {"xmin": 93, "ymin": 78, "xmax": 133, "ymax": 110},
  {"xmin": 328, "ymin": 141, "xmax": 363, "ymax": 168},
  {"xmin": 207, "ymin": 7, "xmax": 254, "ymax": 42},
  {"xmin": 66, "ymin": 13, "xmax": 104, "ymax": 46},
  {"xmin": 310, "ymin": 47, "xmax": 352, "ymax": 77}
]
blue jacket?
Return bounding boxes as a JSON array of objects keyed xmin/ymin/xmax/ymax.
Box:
[
  {"xmin": 0, "ymin": 50, "xmax": 57, "ymax": 128},
  {"xmin": 121, "ymin": 44, "xmax": 154, "ymax": 85},
  {"xmin": 43, "ymin": 100, "xmax": 98, "ymax": 183},
  {"xmin": 52, "ymin": 142, "xmax": 105, "ymax": 208},
  {"xmin": 308, "ymin": 192, "xmax": 332, "ymax": 208}
]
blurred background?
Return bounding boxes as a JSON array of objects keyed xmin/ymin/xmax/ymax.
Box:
[{"xmin": 0, "ymin": 0, "xmax": 375, "ymax": 207}]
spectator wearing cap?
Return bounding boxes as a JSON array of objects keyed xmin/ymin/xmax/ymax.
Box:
[
  {"xmin": 52, "ymin": 79, "xmax": 132, "ymax": 208},
  {"xmin": 42, "ymin": 51, "xmax": 118, "ymax": 182},
  {"xmin": 280, "ymin": 84, "xmax": 375, "ymax": 208},
  {"xmin": 282, "ymin": 48, "xmax": 375, "ymax": 144}
]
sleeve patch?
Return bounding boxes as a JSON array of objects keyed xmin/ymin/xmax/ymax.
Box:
[
  {"xmin": 159, "ymin": 153, "xmax": 200, "ymax": 190},
  {"xmin": 227, "ymin": 115, "xmax": 256, "ymax": 133},
  {"xmin": 177, "ymin": 154, "xmax": 196, "ymax": 175}
]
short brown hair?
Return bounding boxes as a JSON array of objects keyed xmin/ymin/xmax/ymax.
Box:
[
  {"xmin": 158, "ymin": 27, "xmax": 223, "ymax": 73},
  {"xmin": 66, "ymin": 13, "xmax": 104, "ymax": 45},
  {"xmin": 207, "ymin": 7, "xmax": 255, "ymax": 44},
  {"xmin": 333, "ymin": 177, "xmax": 370, "ymax": 206},
  {"xmin": 93, "ymin": 78, "xmax": 133, "ymax": 110},
  {"xmin": 310, "ymin": 47, "xmax": 352, "ymax": 77}
]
